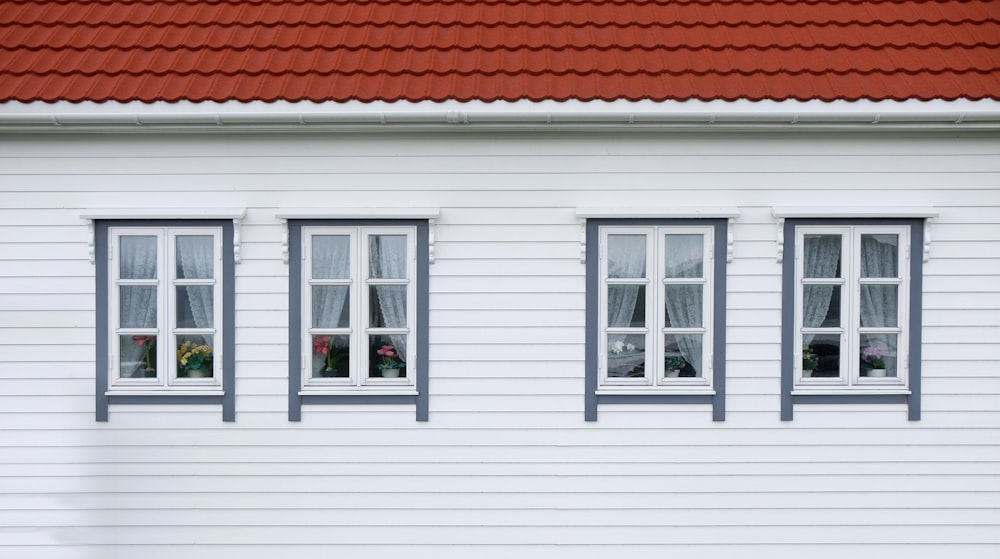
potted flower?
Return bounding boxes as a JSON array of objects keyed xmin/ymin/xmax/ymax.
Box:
[
  {"xmin": 132, "ymin": 335, "xmax": 156, "ymax": 377},
  {"xmin": 177, "ymin": 340, "xmax": 213, "ymax": 378},
  {"xmin": 664, "ymin": 355, "xmax": 687, "ymax": 377},
  {"xmin": 376, "ymin": 344, "xmax": 404, "ymax": 378},
  {"xmin": 802, "ymin": 346, "xmax": 819, "ymax": 377},
  {"xmin": 861, "ymin": 343, "xmax": 888, "ymax": 377}
]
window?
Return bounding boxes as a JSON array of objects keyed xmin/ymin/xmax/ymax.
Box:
[
  {"xmin": 287, "ymin": 219, "xmax": 430, "ymax": 421},
  {"xmin": 93, "ymin": 218, "xmax": 237, "ymax": 422},
  {"xmin": 780, "ymin": 217, "xmax": 926, "ymax": 421},
  {"xmin": 584, "ymin": 218, "xmax": 729, "ymax": 421}
]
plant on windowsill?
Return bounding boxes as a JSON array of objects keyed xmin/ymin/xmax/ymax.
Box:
[
  {"xmin": 664, "ymin": 355, "xmax": 687, "ymax": 377},
  {"xmin": 313, "ymin": 335, "xmax": 348, "ymax": 377},
  {"xmin": 861, "ymin": 343, "xmax": 888, "ymax": 377},
  {"xmin": 802, "ymin": 346, "xmax": 819, "ymax": 377},
  {"xmin": 132, "ymin": 335, "xmax": 157, "ymax": 377},
  {"xmin": 376, "ymin": 344, "xmax": 405, "ymax": 378},
  {"xmin": 177, "ymin": 340, "xmax": 213, "ymax": 378}
]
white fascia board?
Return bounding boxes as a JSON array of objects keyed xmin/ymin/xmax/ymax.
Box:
[{"xmin": 2, "ymin": 99, "xmax": 1000, "ymax": 132}]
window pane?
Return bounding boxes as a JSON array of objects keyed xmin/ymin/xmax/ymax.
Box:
[
  {"xmin": 860, "ymin": 285, "xmax": 898, "ymax": 328},
  {"xmin": 120, "ymin": 286, "xmax": 157, "ymax": 328},
  {"xmin": 119, "ymin": 335, "xmax": 157, "ymax": 378},
  {"xmin": 608, "ymin": 235, "xmax": 646, "ymax": 278},
  {"xmin": 860, "ymin": 334, "xmax": 898, "ymax": 377},
  {"xmin": 312, "ymin": 286, "xmax": 350, "ymax": 328},
  {"xmin": 861, "ymin": 234, "xmax": 899, "ymax": 278},
  {"xmin": 607, "ymin": 285, "xmax": 645, "ymax": 327},
  {"xmin": 312, "ymin": 235, "xmax": 351, "ymax": 279},
  {"xmin": 664, "ymin": 334, "xmax": 702, "ymax": 378},
  {"xmin": 803, "ymin": 334, "xmax": 841, "ymax": 377},
  {"xmin": 607, "ymin": 334, "xmax": 645, "ymax": 378},
  {"xmin": 176, "ymin": 286, "xmax": 214, "ymax": 328},
  {"xmin": 311, "ymin": 334, "xmax": 350, "ymax": 378},
  {"xmin": 369, "ymin": 285, "xmax": 407, "ymax": 328},
  {"xmin": 664, "ymin": 234, "xmax": 703, "ymax": 278},
  {"xmin": 120, "ymin": 236, "xmax": 157, "ymax": 279},
  {"xmin": 664, "ymin": 284, "xmax": 702, "ymax": 328},
  {"xmin": 369, "ymin": 235, "xmax": 407, "ymax": 279},
  {"xmin": 803, "ymin": 234, "xmax": 841, "ymax": 278},
  {"xmin": 802, "ymin": 285, "xmax": 840, "ymax": 327},
  {"xmin": 177, "ymin": 335, "xmax": 214, "ymax": 378},
  {"xmin": 369, "ymin": 335, "xmax": 406, "ymax": 378},
  {"xmin": 176, "ymin": 236, "xmax": 214, "ymax": 279}
]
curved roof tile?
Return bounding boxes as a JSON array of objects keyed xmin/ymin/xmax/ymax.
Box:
[{"xmin": 0, "ymin": 0, "xmax": 997, "ymax": 103}]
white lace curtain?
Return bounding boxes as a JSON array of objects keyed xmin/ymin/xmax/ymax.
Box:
[
  {"xmin": 802, "ymin": 235, "xmax": 842, "ymax": 344},
  {"xmin": 663, "ymin": 235, "xmax": 704, "ymax": 375},
  {"xmin": 176, "ymin": 236, "xmax": 214, "ymax": 331},
  {"xmin": 860, "ymin": 234, "xmax": 899, "ymax": 374},
  {"xmin": 311, "ymin": 235, "xmax": 351, "ymax": 331},
  {"xmin": 119, "ymin": 237, "xmax": 158, "ymax": 370},
  {"xmin": 370, "ymin": 235, "xmax": 408, "ymax": 360}
]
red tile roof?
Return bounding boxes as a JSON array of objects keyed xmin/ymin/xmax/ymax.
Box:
[{"xmin": 0, "ymin": 0, "xmax": 998, "ymax": 103}]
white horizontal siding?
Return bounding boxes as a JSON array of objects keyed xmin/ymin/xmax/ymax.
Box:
[{"xmin": 0, "ymin": 130, "xmax": 998, "ymax": 558}]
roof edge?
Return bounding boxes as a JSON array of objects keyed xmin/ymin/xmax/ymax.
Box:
[{"xmin": 2, "ymin": 100, "xmax": 999, "ymax": 133}]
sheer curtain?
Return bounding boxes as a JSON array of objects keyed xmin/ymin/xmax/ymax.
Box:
[
  {"xmin": 311, "ymin": 236, "xmax": 351, "ymax": 329},
  {"xmin": 120, "ymin": 237, "xmax": 158, "ymax": 370},
  {"xmin": 663, "ymin": 235, "xmax": 704, "ymax": 375},
  {"xmin": 607, "ymin": 235, "xmax": 646, "ymax": 329},
  {"xmin": 802, "ymin": 235, "xmax": 842, "ymax": 344},
  {"xmin": 371, "ymin": 235, "xmax": 408, "ymax": 360},
  {"xmin": 860, "ymin": 234, "xmax": 899, "ymax": 375},
  {"xmin": 176, "ymin": 236, "xmax": 215, "ymax": 332}
]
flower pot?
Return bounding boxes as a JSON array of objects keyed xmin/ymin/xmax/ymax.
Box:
[
  {"xmin": 867, "ymin": 368, "xmax": 887, "ymax": 377},
  {"xmin": 184, "ymin": 367, "xmax": 212, "ymax": 378},
  {"xmin": 803, "ymin": 370, "xmax": 813, "ymax": 377},
  {"xmin": 381, "ymin": 368, "xmax": 401, "ymax": 378},
  {"xmin": 665, "ymin": 369, "xmax": 680, "ymax": 377}
]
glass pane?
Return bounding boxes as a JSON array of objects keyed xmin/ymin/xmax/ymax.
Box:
[
  {"xmin": 312, "ymin": 235, "xmax": 350, "ymax": 279},
  {"xmin": 120, "ymin": 286, "xmax": 157, "ymax": 328},
  {"xmin": 175, "ymin": 236, "xmax": 214, "ymax": 279},
  {"xmin": 803, "ymin": 334, "xmax": 841, "ymax": 377},
  {"xmin": 119, "ymin": 335, "xmax": 157, "ymax": 378},
  {"xmin": 802, "ymin": 285, "xmax": 840, "ymax": 328},
  {"xmin": 607, "ymin": 334, "xmax": 645, "ymax": 378},
  {"xmin": 860, "ymin": 285, "xmax": 899, "ymax": 328},
  {"xmin": 608, "ymin": 235, "xmax": 646, "ymax": 279},
  {"xmin": 369, "ymin": 285, "xmax": 407, "ymax": 328},
  {"xmin": 369, "ymin": 335, "xmax": 406, "ymax": 378},
  {"xmin": 664, "ymin": 234, "xmax": 703, "ymax": 278},
  {"xmin": 311, "ymin": 334, "xmax": 350, "ymax": 378},
  {"xmin": 607, "ymin": 285, "xmax": 645, "ymax": 327},
  {"xmin": 861, "ymin": 234, "xmax": 899, "ymax": 278},
  {"xmin": 176, "ymin": 286, "xmax": 214, "ymax": 328},
  {"xmin": 860, "ymin": 334, "xmax": 898, "ymax": 378},
  {"xmin": 664, "ymin": 334, "xmax": 702, "ymax": 378},
  {"xmin": 312, "ymin": 286, "xmax": 350, "ymax": 328},
  {"xmin": 369, "ymin": 235, "xmax": 408, "ymax": 279},
  {"xmin": 803, "ymin": 234, "xmax": 842, "ymax": 278},
  {"xmin": 120, "ymin": 236, "xmax": 157, "ymax": 279},
  {"xmin": 664, "ymin": 284, "xmax": 702, "ymax": 328},
  {"xmin": 177, "ymin": 335, "xmax": 214, "ymax": 378}
]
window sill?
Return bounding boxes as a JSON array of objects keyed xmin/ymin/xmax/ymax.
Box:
[
  {"xmin": 106, "ymin": 390, "xmax": 225, "ymax": 397},
  {"xmin": 299, "ymin": 389, "xmax": 418, "ymax": 397},
  {"xmin": 791, "ymin": 388, "xmax": 911, "ymax": 396},
  {"xmin": 596, "ymin": 388, "xmax": 716, "ymax": 396}
]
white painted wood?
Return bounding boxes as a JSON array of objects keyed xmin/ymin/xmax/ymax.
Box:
[{"xmin": 0, "ymin": 128, "xmax": 998, "ymax": 558}]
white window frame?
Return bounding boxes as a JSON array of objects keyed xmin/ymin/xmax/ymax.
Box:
[
  {"xmin": 598, "ymin": 225, "xmax": 714, "ymax": 391},
  {"xmin": 794, "ymin": 225, "xmax": 910, "ymax": 390},
  {"xmin": 301, "ymin": 225, "xmax": 417, "ymax": 391},
  {"xmin": 108, "ymin": 226, "xmax": 223, "ymax": 392}
]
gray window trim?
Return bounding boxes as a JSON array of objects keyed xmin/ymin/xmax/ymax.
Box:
[
  {"xmin": 585, "ymin": 218, "xmax": 728, "ymax": 422},
  {"xmin": 287, "ymin": 219, "xmax": 430, "ymax": 422},
  {"xmin": 780, "ymin": 218, "xmax": 923, "ymax": 421},
  {"xmin": 95, "ymin": 219, "xmax": 237, "ymax": 422}
]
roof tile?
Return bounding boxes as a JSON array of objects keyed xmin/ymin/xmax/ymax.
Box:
[{"xmin": 1, "ymin": 0, "xmax": 997, "ymax": 103}]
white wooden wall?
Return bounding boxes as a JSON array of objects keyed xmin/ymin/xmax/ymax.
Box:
[{"xmin": 0, "ymin": 130, "xmax": 998, "ymax": 558}]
